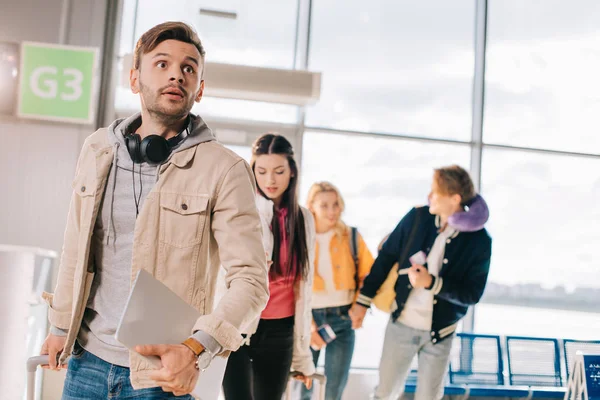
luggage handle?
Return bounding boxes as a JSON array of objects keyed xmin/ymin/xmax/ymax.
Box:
[
  {"xmin": 26, "ymin": 355, "xmax": 70, "ymax": 400},
  {"xmin": 287, "ymin": 372, "xmax": 327, "ymax": 400}
]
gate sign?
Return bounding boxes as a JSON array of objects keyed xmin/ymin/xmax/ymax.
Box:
[
  {"xmin": 18, "ymin": 42, "xmax": 98, "ymax": 124},
  {"xmin": 584, "ymin": 355, "xmax": 600, "ymax": 400},
  {"xmin": 566, "ymin": 354, "xmax": 600, "ymax": 400}
]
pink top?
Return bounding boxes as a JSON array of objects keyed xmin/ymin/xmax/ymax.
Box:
[{"xmin": 261, "ymin": 207, "xmax": 296, "ymax": 319}]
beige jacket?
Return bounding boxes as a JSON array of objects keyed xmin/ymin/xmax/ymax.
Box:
[
  {"xmin": 43, "ymin": 128, "xmax": 269, "ymax": 389},
  {"xmin": 244, "ymin": 195, "xmax": 316, "ymax": 376}
]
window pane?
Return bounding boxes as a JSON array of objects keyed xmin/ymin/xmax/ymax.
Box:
[
  {"xmin": 114, "ymin": 0, "xmax": 300, "ymax": 123},
  {"xmin": 484, "ymin": 0, "xmax": 600, "ymax": 153},
  {"xmin": 306, "ymin": 0, "xmax": 475, "ymax": 140},
  {"xmin": 132, "ymin": 0, "xmax": 298, "ymax": 68},
  {"xmin": 476, "ymin": 148, "xmax": 600, "ymax": 339},
  {"xmin": 300, "ymin": 131, "xmax": 471, "ymax": 368}
]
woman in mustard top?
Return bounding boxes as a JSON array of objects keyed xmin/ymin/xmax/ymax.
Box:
[{"xmin": 301, "ymin": 182, "xmax": 374, "ymax": 400}]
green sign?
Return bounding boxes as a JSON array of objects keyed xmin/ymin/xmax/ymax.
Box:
[{"xmin": 18, "ymin": 42, "xmax": 98, "ymax": 124}]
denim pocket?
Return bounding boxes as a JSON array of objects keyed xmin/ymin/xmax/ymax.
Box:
[
  {"xmin": 71, "ymin": 340, "xmax": 86, "ymax": 359},
  {"xmin": 338, "ymin": 305, "xmax": 352, "ymax": 321}
]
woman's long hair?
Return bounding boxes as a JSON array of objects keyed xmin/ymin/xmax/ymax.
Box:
[{"xmin": 251, "ymin": 134, "xmax": 309, "ymax": 281}]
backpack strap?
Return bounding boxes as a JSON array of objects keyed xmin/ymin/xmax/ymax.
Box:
[{"xmin": 350, "ymin": 226, "xmax": 360, "ymax": 292}]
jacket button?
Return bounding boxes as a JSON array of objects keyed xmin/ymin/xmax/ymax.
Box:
[
  {"xmin": 81, "ymin": 186, "xmax": 86, "ymax": 193},
  {"xmin": 443, "ymin": 258, "xmax": 448, "ymax": 264},
  {"xmin": 433, "ymin": 299, "xmax": 438, "ymax": 304},
  {"xmin": 446, "ymin": 239, "xmax": 451, "ymax": 244},
  {"xmin": 432, "ymin": 338, "xmax": 438, "ymax": 343},
  {"xmin": 181, "ymin": 203, "xmax": 188, "ymax": 210},
  {"xmin": 431, "ymin": 331, "xmax": 435, "ymax": 336},
  {"xmin": 407, "ymin": 284, "xmax": 412, "ymax": 289}
]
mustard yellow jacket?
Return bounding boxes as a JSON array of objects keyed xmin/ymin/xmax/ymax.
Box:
[{"xmin": 313, "ymin": 228, "xmax": 374, "ymax": 293}]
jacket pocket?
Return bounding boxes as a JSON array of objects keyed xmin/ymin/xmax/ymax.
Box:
[
  {"xmin": 72, "ymin": 174, "xmax": 96, "ymax": 226},
  {"xmin": 159, "ymin": 193, "xmax": 209, "ymax": 248}
]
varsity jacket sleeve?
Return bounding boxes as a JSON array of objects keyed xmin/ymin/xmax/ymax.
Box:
[
  {"xmin": 356, "ymin": 207, "xmax": 419, "ymax": 308},
  {"xmin": 427, "ymin": 233, "xmax": 492, "ymax": 307}
]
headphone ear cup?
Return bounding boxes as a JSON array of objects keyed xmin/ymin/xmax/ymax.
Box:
[
  {"xmin": 140, "ymin": 135, "xmax": 171, "ymax": 164},
  {"xmin": 125, "ymin": 133, "xmax": 143, "ymax": 163}
]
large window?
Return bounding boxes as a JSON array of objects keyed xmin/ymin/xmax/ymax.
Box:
[
  {"xmin": 300, "ymin": 131, "xmax": 470, "ymax": 368},
  {"xmin": 477, "ymin": 147, "xmax": 600, "ymax": 338},
  {"xmin": 306, "ymin": 0, "xmax": 475, "ymax": 140},
  {"xmin": 484, "ymin": 0, "xmax": 600, "ymax": 153},
  {"xmin": 111, "ymin": 0, "xmax": 600, "ymax": 371}
]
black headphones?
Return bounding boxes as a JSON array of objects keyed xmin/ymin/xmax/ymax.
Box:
[{"xmin": 124, "ymin": 118, "xmax": 190, "ymax": 164}]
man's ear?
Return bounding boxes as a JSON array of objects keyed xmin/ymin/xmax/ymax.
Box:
[
  {"xmin": 452, "ymin": 193, "xmax": 463, "ymax": 208},
  {"xmin": 130, "ymin": 68, "xmax": 140, "ymax": 94},
  {"xmin": 195, "ymin": 80, "xmax": 205, "ymax": 103}
]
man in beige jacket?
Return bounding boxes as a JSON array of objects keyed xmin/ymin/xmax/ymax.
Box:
[{"xmin": 39, "ymin": 21, "xmax": 269, "ymax": 399}]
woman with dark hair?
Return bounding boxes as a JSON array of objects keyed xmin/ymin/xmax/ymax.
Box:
[{"xmin": 222, "ymin": 133, "xmax": 315, "ymax": 400}]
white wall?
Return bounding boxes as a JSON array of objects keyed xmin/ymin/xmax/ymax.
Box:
[{"xmin": 0, "ymin": 1, "xmax": 110, "ymax": 398}]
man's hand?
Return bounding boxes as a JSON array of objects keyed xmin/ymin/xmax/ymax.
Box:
[
  {"xmin": 136, "ymin": 344, "xmax": 199, "ymax": 396},
  {"xmin": 408, "ymin": 265, "xmax": 433, "ymax": 289},
  {"xmin": 40, "ymin": 333, "xmax": 67, "ymax": 370},
  {"xmin": 349, "ymin": 303, "xmax": 368, "ymax": 329}
]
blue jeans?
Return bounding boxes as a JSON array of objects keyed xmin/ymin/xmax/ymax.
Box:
[
  {"xmin": 373, "ymin": 319, "xmax": 454, "ymax": 400},
  {"xmin": 301, "ymin": 305, "xmax": 355, "ymax": 400},
  {"xmin": 62, "ymin": 341, "xmax": 193, "ymax": 400}
]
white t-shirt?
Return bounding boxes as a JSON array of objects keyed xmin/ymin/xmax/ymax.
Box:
[
  {"xmin": 397, "ymin": 226, "xmax": 456, "ymax": 330},
  {"xmin": 312, "ymin": 230, "xmax": 355, "ymax": 309}
]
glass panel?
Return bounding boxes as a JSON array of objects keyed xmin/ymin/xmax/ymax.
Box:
[
  {"xmin": 300, "ymin": 130, "xmax": 471, "ymax": 368},
  {"xmin": 132, "ymin": 0, "xmax": 298, "ymax": 68},
  {"xmin": 476, "ymin": 147, "xmax": 600, "ymax": 339},
  {"xmin": 306, "ymin": 0, "xmax": 475, "ymax": 140},
  {"xmin": 484, "ymin": 0, "xmax": 600, "ymax": 153},
  {"xmin": 114, "ymin": 0, "xmax": 300, "ymax": 123}
]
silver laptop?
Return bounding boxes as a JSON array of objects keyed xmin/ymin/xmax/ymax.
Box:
[{"xmin": 115, "ymin": 269, "xmax": 227, "ymax": 400}]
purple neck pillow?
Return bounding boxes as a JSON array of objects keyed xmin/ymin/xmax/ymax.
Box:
[{"xmin": 448, "ymin": 194, "xmax": 490, "ymax": 232}]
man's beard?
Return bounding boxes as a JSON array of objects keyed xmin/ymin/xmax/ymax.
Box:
[{"xmin": 139, "ymin": 79, "xmax": 194, "ymax": 125}]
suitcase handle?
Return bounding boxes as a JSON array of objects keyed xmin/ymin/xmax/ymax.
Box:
[
  {"xmin": 27, "ymin": 355, "xmax": 53, "ymax": 372},
  {"xmin": 26, "ymin": 355, "xmax": 70, "ymax": 400},
  {"xmin": 287, "ymin": 372, "xmax": 327, "ymax": 400}
]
